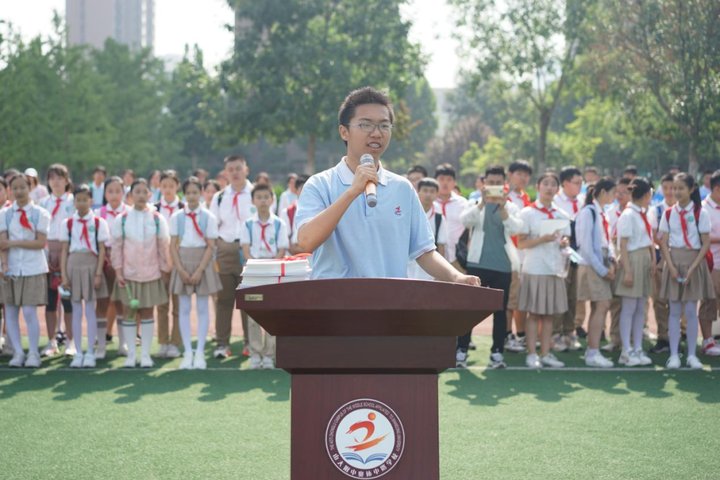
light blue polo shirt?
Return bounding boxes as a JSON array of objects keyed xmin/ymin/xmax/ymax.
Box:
[{"xmin": 295, "ymin": 158, "xmax": 436, "ymax": 279}]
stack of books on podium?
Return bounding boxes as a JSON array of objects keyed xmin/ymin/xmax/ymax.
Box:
[{"xmin": 240, "ymin": 256, "xmax": 311, "ymax": 287}]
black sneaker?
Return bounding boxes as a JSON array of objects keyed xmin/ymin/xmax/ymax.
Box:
[
  {"xmin": 575, "ymin": 326, "xmax": 588, "ymax": 338},
  {"xmin": 105, "ymin": 334, "xmax": 113, "ymax": 343},
  {"xmin": 650, "ymin": 340, "xmax": 670, "ymax": 354},
  {"xmin": 468, "ymin": 340, "xmax": 477, "ymax": 351}
]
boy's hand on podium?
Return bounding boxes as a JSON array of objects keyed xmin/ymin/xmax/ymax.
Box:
[{"xmin": 455, "ymin": 274, "xmax": 481, "ymax": 287}]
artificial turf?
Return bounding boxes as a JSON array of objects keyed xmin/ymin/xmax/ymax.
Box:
[{"xmin": 0, "ymin": 336, "xmax": 718, "ymax": 479}]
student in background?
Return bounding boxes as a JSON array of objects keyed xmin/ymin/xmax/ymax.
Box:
[
  {"xmin": 434, "ymin": 163, "xmax": 468, "ymax": 271},
  {"xmin": 89, "ymin": 166, "xmax": 107, "ymax": 209},
  {"xmin": 408, "ymin": 177, "xmax": 448, "ymax": 280},
  {"xmin": 406, "ymin": 165, "xmax": 428, "ymax": 191},
  {"xmin": 202, "ymin": 180, "xmax": 221, "ymax": 209},
  {"xmin": 25, "ymin": 168, "xmax": 49, "ymax": 204},
  {"xmin": 277, "ymin": 173, "xmax": 299, "ymax": 214},
  {"xmin": 280, "ymin": 175, "xmax": 308, "ymax": 255},
  {"xmin": 468, "ymin": 174, "xmax": 484, "ymax": 202},
  {"xmin": 698, "ymin": 170, "xmax": 720, "ymax": 356}
]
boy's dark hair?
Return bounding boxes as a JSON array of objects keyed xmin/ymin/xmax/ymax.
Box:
[
  {"xmin": 47, "ymin": 163, "xmax": 72, "ymax": 191},
  {"xmin": 710, "ymin": 170, "xmax": 720, "ymax": 190},
  {"xmin": 251, "ymin": 183, "xmax": 273, "ymax": 199},
  {"xmin": 160, "ymin": 169, "xmax": 180, "ymax": 185},
  {"xmin": 129, "ymin": 178, "xmax": 149, "ymax": 193},
  {"xmin": 623, "ymin": 165, "xmax": 638, "ymax": 176},
  {"xmin": 559, "ymin": 166, "xmax": 582, "ymax": 185},
  {"xmin": 224, "ymin": 154, "xmax": 246, "ymax": 165},
  {"xmin": 434, "ymin": 163, "xmax": 456, "ymax": 180},
  {"xmin": 485, "ymin": 165, "xmax": 506, "ymax": 179},
  {"xmin": 93, "ymin": 166, "xmax": 107, "ymax": 175},
  {"xmin": 338, "ymin": 87, "xmax": 395, "ymax": 127},
  {"xmin": 508, "ymin": 160, "xmax": 532, "ymax": 175},
  {"xmin": 295, "ymin": 175, "xmax": 308, "ymax": 191},
  {"xmin": 182, "ymin": 176, "xmax": 203, "ymax": 194},
  {"xmin": 628, "ymin": 177, "xmax": 652, "ymax": 200},
  {"xmin": 618, "ymin": 177, "xmax": 632, "ymax": 187},
  {"xmin": 407, "ymin": 165, "xmax": 428, "ymax": 177},
  {"xmin": 418, "ymin": 177, "xmax": 440, "ymax": 191},
  {"xmin": 661, "ymin": 172, "xmax": 675, "ymax": 184},
  {"xmin": 73, "ymin": 183, "xmax": 92, "ymax": 198},
  {"xmin": 193, "ymin": 168, "xmax": 209, "ymax": 178}
]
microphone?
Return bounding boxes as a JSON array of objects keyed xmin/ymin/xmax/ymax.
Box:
[{"xmin": 360, "ymin": 154, "xmax": 377, "ymax": 208}]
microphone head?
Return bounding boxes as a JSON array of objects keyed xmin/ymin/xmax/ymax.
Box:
[
  {"xmin": 360, "ymin": 154, "xmax": 375, "ymax": 165},
  {"xmin": 366, "ymin": 193, "xmax": 377, "ymax": 208}
]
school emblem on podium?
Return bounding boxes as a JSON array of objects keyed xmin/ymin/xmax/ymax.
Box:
[{"xmin": 325, "ymin": 398, "xmax": 405, "ymax": 479}]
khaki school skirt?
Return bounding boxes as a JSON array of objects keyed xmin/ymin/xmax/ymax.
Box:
[
  {"xmin": 507, "ymin": 270, "xmax": 521, "ymax": 310},
  {"xmin": 518, "ymin": 273, "xmax": 568, "ymax": 315},
  {"xmin": 169, "ymin": 247, "xmax": 222, "ymax": 296},
  {"xmin": 67, "ymin": 251, "xmax": 109, "ymax": 302},
  {"xmin": 614, "ymin": 248, "xmax": 653, "ymax": 298},
  {"xmin": 3, "ymin": 274, "xmax": 48, "ymax": 306},
  {"xmin": 577, "ymin": 264, "xmax": 613, "ymax": 302},
  {"xmin": 659, "ymin": 248, "xmax": 716, "ymax": 302},
  {"xmin": 111, "ymin": 278, "xmax": 168, "ymax": 309}
]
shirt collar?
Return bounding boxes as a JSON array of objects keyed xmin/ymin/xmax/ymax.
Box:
[
  {"xmin": 51, "ymin": 192, "xmax": 69, "ymax": 202},
  {"xmin": 676, "ymin": 202, "xmax": 693, "ymax": 213},
  {"xmin": 229, "ymin": 182, "xmax": 253, "ymax": 196},
  {"xmin": 161, "ymin": 197, "xmax": 179, "ymax": 208},
  {"xmin": 184, "ymin": 205, "xmax": 202, "ymax": 214},
  {"xmin": 107, "ymin": 203, "xmax": 125, "ymax": 214},
  {"xmin": 12, "ymin": 201, "xmax": 31, "ymax": 211},
  {"xmin": 74, "ymin": 211, "xmax": 94, "ymax": 221},
  {"xmin": 629, "ymin": 203, "xmax": 644, "ymax": 213},
  {"xmin": 337, "ymin": 158, "xmax": 388, "ymax": 187},
  {"xmin": 252, "ymin": 212, "xmax": 276, "ymax": 224},
  {"xmin": 705, "ymin": 197, "xmax": 719, "ymax": 209},
  {"xmin": 534, "ymin": 199, "xmax": 554, "ymax": 210}
]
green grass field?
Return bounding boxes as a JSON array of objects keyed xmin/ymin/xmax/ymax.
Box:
[{"xmin": 1, "ymin": 336, "xmax": 718, "ymax": 479}]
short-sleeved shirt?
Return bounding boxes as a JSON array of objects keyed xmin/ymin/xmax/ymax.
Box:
[
  {"xmin": 169, "ymin": 207, "xmax": 219, "ymax": 248},
  {"xmin": 616, "ymin": 203, "xmax": 654, "ymax": 252},
  {"xmin": 209, "ymin": 182, "xmax": 254, "ymax": 242},
  {"xmin": 659, "ymin": 202, "xmax": 711, "ymax": 249},
  {"xmin": 434, "ymin": 193, "xmax": 468, "ymax": 263},
  {"xmin": 702, "ymin": 197, "xmax": 720, "ymax": 269},
  {"xmin": 41, "ymin": 192, "xmax": 75, "ymax": 240},
  {"xmin": 0, "ymin": 202, "xmax": 51, "ymax": 276},
  {"xmin": 518, "ymin": 201, "xmax": 572, "ymax": 276},
  {"xmin": 60, "ymin": 212, "xmax": 110, "ymax": 255},
  {"xmin": 296, "ymin": 158, "xmax": 435, "ymax": 279},
  {"xmin": 407, "ymin": 206, "xmax": 449, "ymax": 280},
  {"xmin": 239, "ymin": 213, "xmax": 289, "ymax": 259},
  {"xmin": 553, "ymin": 191, "xmax": 584, "ymax": 220}
]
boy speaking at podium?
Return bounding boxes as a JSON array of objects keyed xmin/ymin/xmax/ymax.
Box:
[{"xmin": 295, "ymin": 87, "xmax": 479, "ymax": 287}]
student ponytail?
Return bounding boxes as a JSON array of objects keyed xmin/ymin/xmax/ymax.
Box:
[
  {"xmin": 584, "ymin": 177, "xmax": 616, "ymax": 206},
  {"xmin": 674, "ymin": 172, "xmax": 702, "ymax": 210},
  {"xmin": 628, "ymin": 177, "xmax": 652, "ymax": 201}
]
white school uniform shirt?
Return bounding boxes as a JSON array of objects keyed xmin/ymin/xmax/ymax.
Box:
[
  {"xmin": 95, "ymin": 203, "xmax": 128, "ymax": 246},
  {"xmin": 41, "ymin": 192, "xmax": 74, "ymax": 240},
  {"xmin": 169, "ymin": 206, "xmax": 219, "ymax": 248},
  {"xmin": 616, "ymin": 203, "xmax": 654, "ymax": 252},
  {"xmin": 30, "ymin": 184, "xmax": 49, "ymax": 204},
  {"xmin": 209, "ymin": 182, "xmax": 254, "ymax": 242},
  {"xmin": 658, "ymin": 202, "xmax": 711, "ymax": 249},
  {"xmin": 553, "ymin": 191, "xmax": 584, "ymax": 220},
  {"xmin": 407, "ymin": 206, "xmax": 449, "ymax": 280},
  {"xmin": 240, "ymin": 213, "xmax": 289, "ymax": 259},
  {"xmin": 649, "ymin": 200, "xmax": 672, "ymax": 237},
  {"xmin": 157, "ymin": 197, "xmax": 182, "ymax": 222},
  {"xmin": 702, "ymin": 197, "xmax": 720, "ymax": 269},
  {"xmin": 90, "ymin": 181, "xmax": 105, "ymax": 209},
  {"xmin": 517, "ymin": 201, "xmax": 572, "ymax": 276},
  {"xmin": 60, "ymin": 211, "xmax": 110, "ymax": 255},
  {"xmin": 277, "ymin": 189, "xmax": 298, "ymax": 215},
  {"xmin": 607, "ymin": 202, "xmax": 625, "ymax": 243},
  {"xmin": 434, "ymin": 192, "xmax": 468, "ymax": 263},
  {"xmin": 0, "ymin": 202, "xmax": 51, "ymax": 276},
  {"xmin": 279, "ymin": 203, "xmax": 299, "ymax": 245}
]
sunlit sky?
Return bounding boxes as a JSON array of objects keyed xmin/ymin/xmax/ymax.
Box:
[{"xmin": 1, "ymin": 0, "xmax": 464, "ymax": 88}]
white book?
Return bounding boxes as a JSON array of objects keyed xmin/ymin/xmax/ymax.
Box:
[
  {"xmin": 239, "ymin": 275, "xmax": 309, "ymax": 287},
  {"xmin": 243, "ymin": 258, "xmax": 310, "ymax": 277}
]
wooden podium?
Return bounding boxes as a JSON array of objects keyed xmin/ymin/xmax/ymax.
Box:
[{"xmin": 237, "ymin": 278, "xmax": 502, "ymax": 480}]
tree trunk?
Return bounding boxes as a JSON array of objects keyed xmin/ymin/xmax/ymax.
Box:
[
  {"xmin": 688, "ymin": 138, "xmax": 699, "ymax": 176},
  {"xmin": 305, "ymin": 134, "xmax": 316, "ymax": 175},
  {"xmin": 537, "ymin": 108, "xmax": 550, "ymax": 173}
]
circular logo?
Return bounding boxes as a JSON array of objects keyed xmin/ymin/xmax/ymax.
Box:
[{"xmin": 325, "ymin": 398, "xmax": 405, "ymax": 479}]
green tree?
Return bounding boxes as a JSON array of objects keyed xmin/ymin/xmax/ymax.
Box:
[{"xmin": 219, "ymin": 0, "xmax": 426, "ymax": 173}]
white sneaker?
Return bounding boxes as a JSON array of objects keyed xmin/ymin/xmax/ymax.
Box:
[
  {"xmin": 636, "ymin": 350, "xmax": 652, "ymax": 366},
  {"xmin": 625, "ymin": 351, "xmax": 643, "ymax": 367},
  {"xmin": 552, "ymin": 334, "xmax": 568, "ymax": 353},
  {"xmin": 601, "ymin": 342, "xmax": 618, "ymax": 352},
  {"xmin": 24, "ymin": 352, "xmax": 41, "ymax": 368},
  {"xmin": 64, "ymin": 342, "xmax": 77, "ymax": 357},
  {"xmin": 665, "ymin": 355, "xmax": 681, "ymax": 369},
  {"xmin": 41, "ymin": 341, "xmax": 60, "ymax": 357},
  {"xmin": 213, "ymin": 346, "xmax": 231, "ymax": 359},
  {"xmin": 94, "ymin": 344, "xmax": 106, "ymax": 360},
  {"xmin": 505, "ymin": 334, "xmax": 526, "ymax": 353},
  {"xmin": 566, "ymin": 334, "xmax": 582, "ymax": 351},
  {"xmin": 618, "ymin": 350, "xmax": 630, "ymax": 365},
  {"xmin": 525, "ymin": 353, "xmax": 541, "ymax": 368},
  {"xmin": 702, "ymin": 339, "xmax": 720, "ymax": 356},
  {"xmin": 455, "ymin": 350, "xmax": 468, "ymax": 368},
  {"xmin": 140, "ymin": 355, "xmax": 154, "ymax": 368},
  {"xmin": 249, "ymin": 353, "xmax": 262, "ymax": 369},
  {"xmin": 686, "ymin": 355, "xmax": 703, "ymax": 370},
  {"xmin": 123, "ymin": 355, "xmax": 136, "ymax": 368},
  {"xmin": 156, "ymin": 344, "xmax": 169, "ymax": 358},
  {"xmin": 117, "ymin": 343, "xmax": 128, "ymax": 356},
  {"xmin": 541, "ymin": 353, "xmax": 565, "ymax": 368},
  {"xmin": 192, "ymin": 351, "xmax": 207, "ymax": 370},
  {"xmin": 70, "ymin": 353, "xmax": 84, "ymax": 368},
  {"xmin": 82, "ymin": 352, "xmax": 96, "ymax": 368},
  {"xmin": 1, "ymin": 335, "xmax": 14, "ymax": 356},
  {"xmin": 179, "ymin": 352, "xmax": 193, "ymax": 370},
  {"xmin": 261, "ymin": 356, "xmax": 275, "ymax": 369},
  {"xmin": 165, "ymin": 345, "xmax": 181, "ymax": 359},
  {"xmin": 585, "ymin": 353, "xmax": 614, "ymax": 368},
  {"xmin": 488, "ymin": 352, "xmax": 507, "ymax": 369},
  {"xmin": 8, "ymin": 352, "xmax": 25, "ymax": 368}
]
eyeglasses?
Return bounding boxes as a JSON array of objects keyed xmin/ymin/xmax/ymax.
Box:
[{"xmin": 348, "ymin": 122, "xmax": 393, "ymax": 133}]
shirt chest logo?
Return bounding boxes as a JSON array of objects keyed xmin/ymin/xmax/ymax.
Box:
[{"xmin": 394, "ymin": 206, "xmax": 402, "ymax": 216}]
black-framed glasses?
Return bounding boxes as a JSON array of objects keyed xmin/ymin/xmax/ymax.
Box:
[{"xmin": 348, "ymin": 122, "xmax": 393, "ymax": 133}]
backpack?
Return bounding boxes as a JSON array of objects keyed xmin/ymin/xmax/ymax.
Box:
[
  {"xmin": 176, "ymin": 209, "xmax": 209, "ymax": 240},
  {"xmin": 664, "ymin": 206, "xmax": 714, "ymax": 272},
  {"xmin": 245, "ymin": 218, "xmax": 282, "ymax": 252},
  {"xmin": 455, "ymin": 228, "xmax": 470, "ymax": 270},
  {"xmin": 434, "ymin": 213, "xmax": 443, "ymax": 246},
  {"xmin": 67, "ymin": 217, "xmax": 100, "ymax": 253},
  {"xmin": 573, "ymin": 206, "xmax": 596, "ymax": 252},
  {"xmin": 5, "ymin": 206, "xmax": 41, "ymax": 232}
]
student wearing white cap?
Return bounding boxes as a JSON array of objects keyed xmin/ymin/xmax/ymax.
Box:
[{"xmin": 24, "ymin": 168, "xmax": 49, "ymax": 204}]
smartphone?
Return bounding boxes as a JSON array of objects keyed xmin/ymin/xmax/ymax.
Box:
[{"xmin": 484, "ymin": 185, "xmax": 504, "ymax": 198}]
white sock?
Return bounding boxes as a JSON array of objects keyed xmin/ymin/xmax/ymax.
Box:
[
  {"xmin": 619, "ymin": 297, "xmax": 636, "ymax": 353},
  {"xmin": 117, "ymin": 317, "xmax": 126, "ymax": 349},
  {"xmin": 84, "ymin": 301, "xmax": 97, "ymax": 354},
  {"xmin": 668, "ymin": 301, "xmax": 683, "ymax": 356},
  {"xmin": 96, "ymin": 317, "xmax": 107, "ymax": 351},
  {"xmin": 684, "ymin": 301, "xmax": 699, "ymax": 357},
  {"xmin": 22, "ymin": 306, "xmax": 40, "ymax": 355},
  {"xmin": 196, "ymin": 295, "xmax": 210, "ymax": 355},
  {"xmin": 632, "ymin": 299, "xmax": 646, "ymax": 352},
  {"xmin": 122, "ymin": 321, "xmax": 136, "ymax": 358},
  {"xmin": 178, "ymin": 295, "xmax": 192, "ymax": 354},
  {"xmin": 5, "ymin": 305, "xmax": 22, "ymax": 353},
  {"xmin": 140, "ymin": 319, "xmax": 154, "ymax": 358},
  {"xmin": 586, "ymin": 348, "xmax": 599, "ymax": 358},
  {"xmin": 72, "ymin": 301, "xmax": 83, "ymax": 353}
]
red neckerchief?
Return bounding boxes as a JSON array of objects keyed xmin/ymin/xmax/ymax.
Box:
[
  {"xmin": 532, "ymin": 202, "xmax": 555, "ymax": 219},
  {"xmin": 676, "ymin": 205, "xmax": 694, "ymax": 248},
  {"xmin": 232, "ymin": 191, "xmax": 242, "ymax": 220},
  {"xmin": 571, "ymin": 198, "xmax": 579, "ymax": 214},
  {"xmin": 187, "ymin": 211, "xmax": 204, "ymax": 238},
  {"xmin": 439, "ymin": 198, "xmax": 451, "ymax": 217},
  {"xmin": 599, "ymin": 208, "xmax": 610, "ymax": 244},
  {"xmin": 77, "ymin": 218, "xmax": 93, "ymax": 252},
  {"xmin": 638, "ymin": 208, "xmax": 653, "ymax": 241},
  {"xmin": 258, "ymin": 222, "xmax": 273, "ymax": 252},
  {"xmin": 162, "ymin": 203, "xmax": 175, "ymax": 216},
  {"xmin": 18, "ymin": 207, "xmax": 33, "ymax": 231},
  {"xmin": 51, "ymin": 196, "xmax": 62, "ymax": 218}
]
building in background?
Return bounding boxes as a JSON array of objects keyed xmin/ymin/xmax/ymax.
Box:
[{"xmin": 66, "ymin": 0, "xmax": 154, "ymax": 51}]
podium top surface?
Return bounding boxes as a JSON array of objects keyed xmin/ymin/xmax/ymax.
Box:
[{"xmin": 236, "ymin": 278, "xmax": 503, "ymax": 336}]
